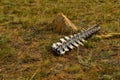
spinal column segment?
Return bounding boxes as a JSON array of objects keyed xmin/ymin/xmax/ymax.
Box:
[{"xmin": 52, "ymin": 25, "xmax": 101, "ymax": 55}]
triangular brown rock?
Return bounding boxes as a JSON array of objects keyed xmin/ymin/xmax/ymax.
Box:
[{"xmin": 52, "ymin": 13, "xmax": 78, "ymax": 34}]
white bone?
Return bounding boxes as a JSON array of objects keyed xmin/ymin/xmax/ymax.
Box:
[{"xmin": 60, "ymin": 38, "xmax": 66, "ymax": 42}]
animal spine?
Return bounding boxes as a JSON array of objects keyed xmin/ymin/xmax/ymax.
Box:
[{"xmin": 52, "ymin": 24, "xmax": 101, "ymax": 55}]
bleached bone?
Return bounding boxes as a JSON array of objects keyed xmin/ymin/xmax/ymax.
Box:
[{"xmin": 52, "ymin": 24, "xmax": 101, "ymax": 55}]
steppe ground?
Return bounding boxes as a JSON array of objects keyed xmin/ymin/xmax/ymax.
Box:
[{"xmin": 0, "ymin": 0, "xmax": 120, "ymax": 80}]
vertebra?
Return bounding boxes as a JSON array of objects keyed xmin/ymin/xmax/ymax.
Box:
[{"xmin": 52, "ymin": 24, "xmax": 101, "ymax": 55}]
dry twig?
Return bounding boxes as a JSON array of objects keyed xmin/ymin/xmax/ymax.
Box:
[{"xmin": 95, "ymin": 33, "xmax": 120, "ymax": 39}]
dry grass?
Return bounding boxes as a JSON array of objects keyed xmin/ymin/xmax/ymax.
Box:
[{"xmin": 0, "ymin": 0, "xmax": 120, "ymax": 80}]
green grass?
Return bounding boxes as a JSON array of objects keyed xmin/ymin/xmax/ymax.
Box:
[
  {"xmin": 0, "ymin": 33, "xmax": 16, "ymax": 63},
  {"xmin": 0, "ymin": 0, "xmax": 120, "ymax": 80}
]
